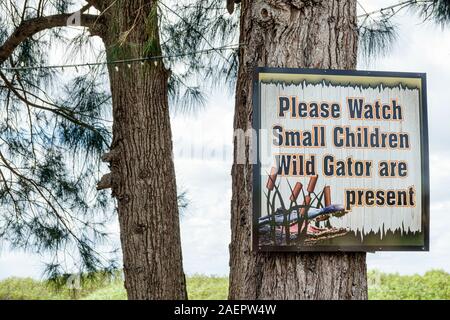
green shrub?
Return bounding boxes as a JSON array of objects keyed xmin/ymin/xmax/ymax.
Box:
[
  {"xmin": 1, "ymin": 270, "xmax": 448, "ymax": 300},
  {"xmin": 0, "ymin": 271, "xmax": 124, "ymax": 300},
  {"xmin": 187, "ymin": 274, "xmax": 228, "ymax": 300},
  {"xmin": 81, "ymin": 282, "xmax": 127, "ymax": 300},
  {"xmin": 368, "ymin": 269, "xmax": 450, "ymax": 300},
  {"xmin": 0, "ymin": 277, "xmax": 69, "ymax": 300},
  {"xmin": 81, "ymin": 274, "xmax": 229, "ymax": 300}
]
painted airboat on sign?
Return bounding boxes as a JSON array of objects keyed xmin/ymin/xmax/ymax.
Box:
[
  {"xmin": 259, "ymin": 172, "xmax": 349, "ymax": 246},
  {"xmin": 252, "ymin": 67, "xmax": 429, "ymax": 252}
]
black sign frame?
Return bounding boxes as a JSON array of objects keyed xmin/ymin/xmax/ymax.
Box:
[{"xmin": 252, "ymin": 67, "xmax": 430, "ymax": 252}]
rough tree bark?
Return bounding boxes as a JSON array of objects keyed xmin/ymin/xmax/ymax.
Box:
[
  {"xmin": 229, "ymin": 0, "xmax": 368, "ymax": 299},
  {"xmin": 99, "ymin": 0, "xmax": 187, "ymax": 299}
]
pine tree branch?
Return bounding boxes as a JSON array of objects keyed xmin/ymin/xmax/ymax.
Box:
[
  {"xmin": 0, "ymin": 12, "xmax": 101, "ymax": 64},
  {"xmin": 0, "ymin": 150, "xmax": 76, "ymax": 239},
  {"xmin": 0, "ymin": 71, "xmax": 109, "ymax": 146}
]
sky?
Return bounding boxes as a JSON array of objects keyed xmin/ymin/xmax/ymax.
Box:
[{"xmin": 1, "ymin": 0, "xmax": 450, "ymax": 279}]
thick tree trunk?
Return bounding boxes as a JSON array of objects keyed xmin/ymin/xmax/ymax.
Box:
[
  {"xmin": 100, "ymin": 0, "xmax": 187, "ymax": 299},
  {"xmin": 229, "ymin": 0, "xmax": 367, "ymax": 299}
]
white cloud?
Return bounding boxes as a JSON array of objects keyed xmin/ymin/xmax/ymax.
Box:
[{"xmin": 173, "ymin": 100, "xmax": 234, "ymax": 276}]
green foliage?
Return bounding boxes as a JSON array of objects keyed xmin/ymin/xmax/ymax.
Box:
[
  {"xmin": 80, "ymin": 275, "xmax": 229, "ymax": 300},
  {"xmin": 143, "ymin": 38, "xmax": 160, "ymax": 58},
  {"xmin": 82, "ymin": 274, "xmax": 229, "ymax": 300},
  {"xmin": 0, "ymin": 277, "xmax": 67, "ymax": 300},
  {"xmin": 143, "ymin": 3, "xmax": 160, "ymax": 57},
  {"xmin": 368, "ymin": 269, "xmax": 450, "ymax": 300},
  {"xmin": 81, "ymin": 282, "xmax": 127, "ymax": 300},
  {"xmin": 1, "ymin": 270, "xmax": 449, "ymax": 300},
  {"xmin": 186, "ymin": 274, "xmax": 229, "ymax": 300},
  {"xmin": 0, "ymin": 273, "xmax": 231, "ymax": 300},
  {"xmin": 0, "ymin": 271, "xmax": 123, "ymax": 300},
  {"xmin": 57, "ymin": 73, "xmax": 111, "ymax": 158}
]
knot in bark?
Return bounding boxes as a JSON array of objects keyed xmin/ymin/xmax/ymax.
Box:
[
  {"xmin": 133, "ymin": 223, "xmax": 146, "ymax": 235},
  {"xmin": 253, "ymin": 3, "xmax": 275, "ymax": 25}
]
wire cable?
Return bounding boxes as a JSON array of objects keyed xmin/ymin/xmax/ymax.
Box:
[{"xmin": 0, "ymin": 43, "xmax": 240, "ymax": 72}]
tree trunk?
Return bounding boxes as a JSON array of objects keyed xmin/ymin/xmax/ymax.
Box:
[
  {"xmin": 229, "ymin": 0, "xmax": 367, "ymax": 299},
  {"xmin": 100, "ymin": 0, "xmax": 187, "ymax": 300}
]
